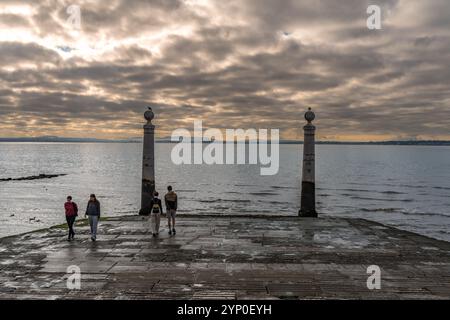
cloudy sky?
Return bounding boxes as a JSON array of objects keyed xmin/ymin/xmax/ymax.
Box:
[{"xmin": 0, "ymin": 0, "xmax": 449, "ymax": 141}]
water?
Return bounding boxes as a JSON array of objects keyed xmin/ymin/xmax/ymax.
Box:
[{"xmin": 0, "ymin": 142, "xmax": 449, "ymax": 241}]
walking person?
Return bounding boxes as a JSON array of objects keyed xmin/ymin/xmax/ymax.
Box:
[
  {"xmin": 85, "ymin": 194, "xmax": 100, "ymax": 241},
  {"xmin": 149, "ymin": 192, "xmax": 163, "ymax": 237},
  {"xmin": 64, "ymin": 196, "xmax": 78, "ymax": 241},
  {"xmin": 164, "ymin": 186, "xmax": 178, "ymax": 235}
]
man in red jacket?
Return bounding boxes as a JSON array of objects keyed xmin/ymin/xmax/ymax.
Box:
[{"xmin": 64, "ymin": 196, "xmax": 78, "ymax": 241}]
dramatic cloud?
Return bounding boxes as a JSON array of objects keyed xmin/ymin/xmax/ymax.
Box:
[{"xmin": 0, "ymin": 0, "xmax": 449, "ymax": 140}]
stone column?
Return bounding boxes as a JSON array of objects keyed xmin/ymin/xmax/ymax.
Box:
[
  {"xmin": 299, "ymin": 108, "xmax": 317, "ymax": 217},
  {"xmin": 140, "ymin": 107, "xmax": 155, "ymax": 212}
]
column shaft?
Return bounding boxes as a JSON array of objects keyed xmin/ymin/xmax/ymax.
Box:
[
  {"xmin": 141, "ymin": 110, "xmax": 156, "ymax": 212},
  {"xmin": 299, "ymin": 112, "xmax": 317, "ymax": 217}
]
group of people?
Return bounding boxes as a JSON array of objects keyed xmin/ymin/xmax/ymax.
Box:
[
  {"xmin": 141, "ymin": 185, "xmax": 178, "ymax": 237},
  {"xmin": 63, "ymin": 186, "xmax": 178, "ymax": 241},
  {"xmin": 64, "ymin": 194, "xmax": 101, "ymax": 241}
]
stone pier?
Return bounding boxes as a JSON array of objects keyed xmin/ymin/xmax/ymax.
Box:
[{"xmin": 1, "ymin": 215, "xmax": 449, "ymax": 299}]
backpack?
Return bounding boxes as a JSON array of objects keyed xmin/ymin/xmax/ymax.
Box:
[
  {"xmin": 152, "ymin": 201, "xmax": 161, "ymax": 214},
  {"xmin": 165, "ymin": 192, "xmax": 177, "ymax": 210}
]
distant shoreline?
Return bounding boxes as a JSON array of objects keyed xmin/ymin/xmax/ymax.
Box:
[{"xmin": 1, "ymin": 138, "xmax": 450, "ymax": 146}]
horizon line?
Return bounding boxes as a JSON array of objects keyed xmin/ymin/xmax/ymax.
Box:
[{"xmin": 1, "ymin": 136, "xmax": 450, "ymax": 145}]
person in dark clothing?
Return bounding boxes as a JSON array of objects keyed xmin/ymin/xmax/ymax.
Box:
[
  {"xmin": 164, "ymin": 186, "xmax": 178, "ymax": 235},
  {"xmin": 149, "ymin": 192, "xmax": 163, "ymax": 237},
  {"xmin": 85, "ymin": 194, "xmax": 100, "ymax": 241},
  {"xmin": 64, "ymin": 196, "xmax": 78, "ymax": 241}
]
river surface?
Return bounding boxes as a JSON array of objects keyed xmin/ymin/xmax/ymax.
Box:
[{"xmin": 0, "ymin": 142, "xmax": 449, "ymax": 241}]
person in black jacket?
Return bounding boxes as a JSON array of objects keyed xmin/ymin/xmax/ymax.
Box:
[
  {"xmin": 85, "ymin": 194, "xmax": 100, "ymax": 241},
  {"xmin": 149, "ymin": 192, "xmax": 163, "ymax": 237}
]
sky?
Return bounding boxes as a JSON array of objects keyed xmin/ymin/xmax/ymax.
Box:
[{"xmin": 0, "ymin": 0, "xmax": 449, "ymax": 141}]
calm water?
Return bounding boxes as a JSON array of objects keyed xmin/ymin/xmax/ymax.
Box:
[{"xmin": 0, "ymin": 143, "xmax": 449, "ymax": 241}]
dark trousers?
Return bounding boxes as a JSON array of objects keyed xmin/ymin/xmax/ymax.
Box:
[{"xmin": 66, "ymin": 215, "xmax": 76, "ymax": 238}]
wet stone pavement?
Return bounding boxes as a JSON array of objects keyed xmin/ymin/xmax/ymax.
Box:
[{"xmin": 0, "ymin": 215, "xmax": 450, "ymax": 300}]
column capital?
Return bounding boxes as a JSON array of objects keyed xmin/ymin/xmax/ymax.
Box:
[
  {"xmin": 304, "ymin": 107, "xmax": 315, "ymax": 124},
  {"xmin": 144, "ymin": 107, "xmax": 155, "ymax": 125}
]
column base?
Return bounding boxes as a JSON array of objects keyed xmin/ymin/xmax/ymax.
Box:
[
  {"xmin": 140, "ymin": 178, "xmax": 155, "ymax": 215},
  {"xmin": 298, "ymin": 209, "xmax": 318, "ymax": 218},
  {"xmin": 299, "ymin": 181, "xmax": 317, "ymax": 217}
]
